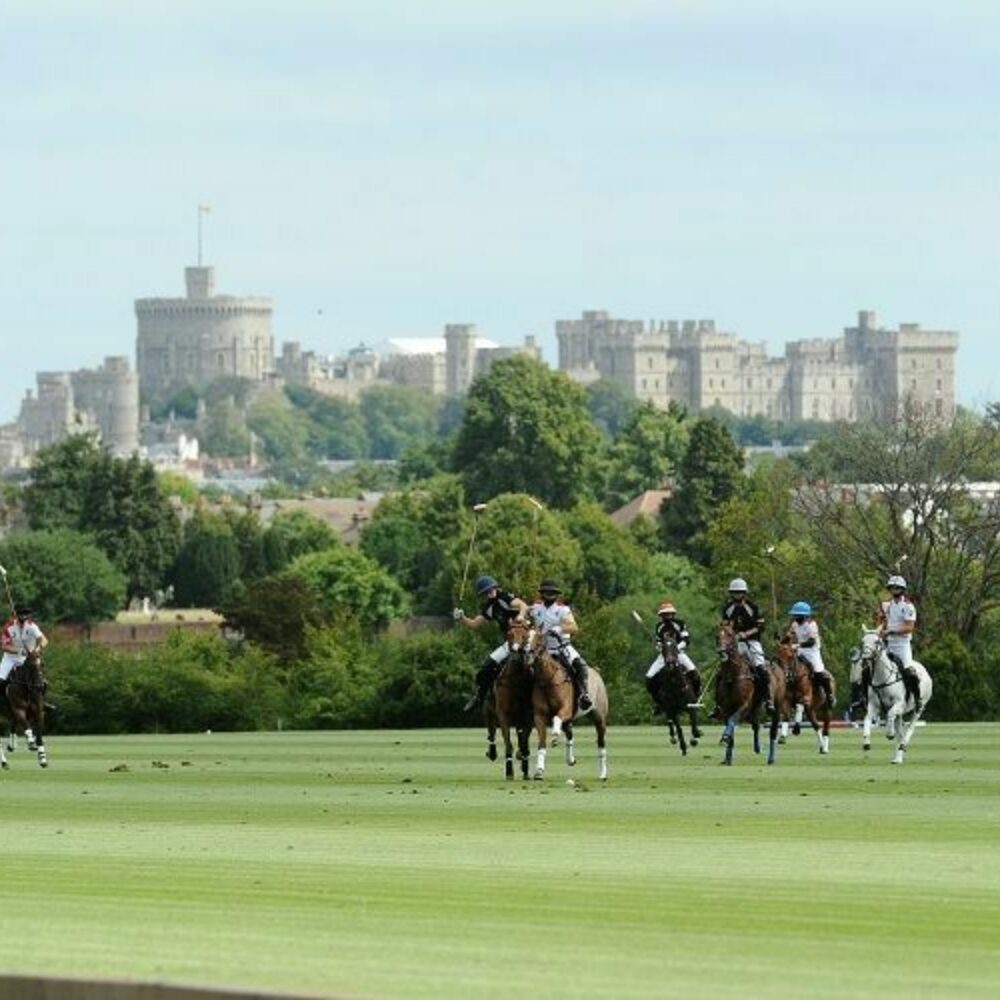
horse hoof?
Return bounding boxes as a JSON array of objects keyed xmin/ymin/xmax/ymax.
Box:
[
  {"xmin": 777, "ymin": 735, "xmax": 786, "ymax": 745},
  {"xmin": 669, "ymin": 736, "xmax": 677, "ymax": 745},
  {"xmin": 533, "ymin": 772, "xmax": 545, "ymax": 781},
  {"xmin": 27, "ymin": 743, "xmax": 36, "ymax": 752},
  {"xmin": 39, "ymin": 760, "xmax": 48, "ymax": 769},
  {"xmin": 791, "ymin": 724, "xmax": 801, "ymax": 736},
  {"xmin": 690, "ymin": 739, "xmax": 699, "ymax": 748},
  {"xmin": 486, "ymin": 745, "xmax": 498, "ymax": 761},
  {"xmin": 819, "ymin": 748, "xmax": 829, "ymax": 755},
  {"xmin": 1, "ymin": 761, "xmax": 8, "ymax": 770},
  {"xmin": 863, "ymin": 743, "xmax": 871, "ymax": 751}
]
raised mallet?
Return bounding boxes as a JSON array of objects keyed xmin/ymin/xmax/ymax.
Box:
[
  {"xmin": 0, "ymin": 564, "xmax": 15, "ymax": 617},
  {"xmin": 457, "ymin": 503, "xmax": 488, "ymax": 602}
]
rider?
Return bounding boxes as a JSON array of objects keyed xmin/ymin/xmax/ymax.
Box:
[
  {"xmin": 529, "ymin": 579, "xmax": 593, "ymax": 712},
  {"xmin": 455, "ymin": 576, "xmax": 530, "ymax": 712},
  {"xmin": 0, "ymin": 605, "xmax": 48, "ymax": 700},
  {"xmin": 645, "ymin": 601, "xmax": 703, "ymax": 706},
  {"xmin": 785, "ymin": 601, "xmax": 835, "ymax": 707},
  {"xmin": 876, "ymin": 575, "xmax": 921, "ymax": 711},
  {"xmin": 721, "ymin": 578, "xmax": 773, "ymax": 711}
]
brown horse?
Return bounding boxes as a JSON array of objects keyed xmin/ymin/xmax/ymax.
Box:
[
  {"xmin": 775, "ymin": 638, "xmax": 835, "ymax": 754},
  {"xmin": 715, "ymin": 622, "xmax": 784, "ymax": 765},
  {"xmin": 649, "ymin": 637, "xmax": 701, "ymax": 756},
  {"xmin": 484, "ymin": 620, "xmax": 534, "ymax": 779},
  {"xmin": 2, "ymin": 649, "xmax": 48, "ymax": 769},
  {"xmin": 528, "ymin": 633, "xmax": 609, "ymax": 780}
]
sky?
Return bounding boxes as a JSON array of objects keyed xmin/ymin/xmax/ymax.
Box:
[{"xmin": 2, "ymin": 0, "xmax": 999, "ymax": 422}]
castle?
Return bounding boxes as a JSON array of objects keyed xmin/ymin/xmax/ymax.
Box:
[
  {"xmin": 135, "ymin": 265, "xmax": 274, "ymax": 398},
  {"xmin": 557, "ymin": 309, "xmax": 958, "ymax": 421},
  {"xmin": 275, "ymin": 324, "xmax": 541, "ymax": 399},
  {"xmin": 5, "ymin": 356, "xmax": 139, "ymax": 466}
]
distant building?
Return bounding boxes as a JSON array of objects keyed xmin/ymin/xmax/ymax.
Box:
[
  {"xmin": 557, "ymin": 309, "xmax": 958, "ymax": 422},
  {"xmin": 275, "ymin": 324, "xmax": 540, "ymax": 399},
  {"xmin": 135, "ymin": 265, "xmax": 274, "ymax": 399},
  {"xmin": 12, "ymin": 355, "xmax": 139, "ymax": 458}
]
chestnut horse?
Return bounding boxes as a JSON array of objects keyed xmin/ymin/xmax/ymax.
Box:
[
  {"xmin": 715, "ymin": 622, "xmax": 784, "ymax": 765},
  {"xmin": 528, "ymin": 633, "xmax": 608, "ymax": 781},
  {"xmin": 484, "ymin": 620, "xmax": 534, "ymax": 780},
  {"xmin": 775, "ymin": 638, "xmax": 835, "ymax": 754},
  {"xmin": 1, "ymin": 649, "xmax": 48, "ymax": 769},
  {"xmin": 650, "ymin": 637, "xmax": 701, "ymax": 757}
]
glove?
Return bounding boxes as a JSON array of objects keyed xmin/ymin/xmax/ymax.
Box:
[
  {"xmin": 677, "ymin": 642, "xmax": 687, "ymax": 650},
  {"xmin": 452, "ymin": 608, "xmax": 464, "ymax": 621}
]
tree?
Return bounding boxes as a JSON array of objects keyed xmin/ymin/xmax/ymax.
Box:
[
  {"xmin": 200, "ymin": 394, "xmax": 251, "ymax": 458},
  {"xmin": 170, "ymin": 513, "xmax": 241, "ymax": 608},
  {"xmin": 287, "ymin": 544, "xmax": 410, "ymax": 628},
  {"xmin": 264, "ymin": 509, "xmax": 339, "ymax": 568},
  {"xmin": 794, "ymin": 403, "xmax": 1000, "ymax": 642},
  {"xmin": 284, "ymin": 385, "xmax": 370, "ymax": 460},
  {"xmin": 660, "ymin": 417, "xmax": 745, "ymax": 562},
  {"xmin": 0, "ymin": 528, "xmax": 126, "ymax": 623},
  {"xmin": 602, "ymin": 402, "xmax": 688, "ymax": 511},
  {"xmin": 24, "ymin": 436, "xmax": 181, "ymax": 600},
  {"xmin": 585, "ymin": 378, "xmax": 639, "ymax": 438},
  {"xmin": 359, "ymin": 385, "xmax": 440, "ymax": 460},
  {"xmin": 452, "ymin": 356, "xmax": 605, "ymax": 509},
  {"xmin": 360, "ymin": 475, "xmax": 468, "ymax": 610}
]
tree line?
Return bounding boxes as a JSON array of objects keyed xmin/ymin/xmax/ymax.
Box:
[{"xmin": 3, "ymin": 358, "xmax": 1000, "ymax": 727}]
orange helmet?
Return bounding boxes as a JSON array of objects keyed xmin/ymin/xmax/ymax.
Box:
[{"xmin": 658, "ymin": 602, "xmax": 677, "ymax": 616}]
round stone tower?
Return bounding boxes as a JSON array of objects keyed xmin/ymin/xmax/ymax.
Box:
[{"xmin": 135, "ymin": 265, "xmax": 273, "ymax": 399}]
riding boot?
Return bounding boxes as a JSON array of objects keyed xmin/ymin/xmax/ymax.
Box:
[
  {"xmin": 817, "ymin": 672, "xmax": 835, "ymax": 708},
  {"xmin": 463, "ymin": 657, "xmax": 499, "ymax": 712},
  {"xmin": 645, "ymin": 675, "xmax": 662, "ymax": 712},
  {"xmin": 572, "ymin": 657, "xmax": 593, "ymax": 712},
  {"xmin": 753, "ymin": 665, "xmax": 774, "ymax": 711},
  {"xmin": 688, "ymin": 670, "xmax": 703, "ymax": 704},
  {"xmin": 904, "ymin": 668, "xmax": 922, "ymax": 713}
]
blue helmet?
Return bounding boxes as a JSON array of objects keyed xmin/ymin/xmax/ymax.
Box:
[
  {"xmin": 475, "ymin": 575, "xmax": 499, "ymax": 596},
  {"xmin": 788, "ymin": 601, "xmax": 812, "ymax": 617}
]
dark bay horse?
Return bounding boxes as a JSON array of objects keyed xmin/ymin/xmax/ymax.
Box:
[
  {"xmin": 649, "ymin": 637, "xmax": 701, "ymax": 757},
  {"xmin": 775, "ymin": 638, "xmax": 835, "ymax": 754},
  {"xmin": 2, "ymin": 649, "xmax": 48, "ymax": 769},
  {"xmin": 528, "ymin": 633, "xmax": 609, "ymax": 780},
  {"xmin": 715, "ymin": 622, "xmax": 784, "ymax": 766},
  {"xmin": 484, "ymin": 620, "xmax": 534, "ymax": 780}
]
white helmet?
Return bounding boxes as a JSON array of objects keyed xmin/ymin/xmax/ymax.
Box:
[
  {"xmin": 886, "ymin": 575, "xmax": 907, "ymax": 589},
  {"xmin": 728, "ymin": 578, "xmax": 749, "ymax": 593}
]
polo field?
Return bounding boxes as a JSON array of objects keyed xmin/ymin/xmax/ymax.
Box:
[{"xmin": 1, "ymin": 724, "xmax": 998, "ymax": 998}]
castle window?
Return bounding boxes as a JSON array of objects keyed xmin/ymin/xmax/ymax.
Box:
[
  {"xmin": 747, "ymin": 378, "xmax": 752, "ymax": 389},
  {"xmin": 217, "ymin": 352, "xmax": 225, "ymax": 369},
  {"xmin": 813, "ymin": 379, "xmax": 818, "ymax": 390},
  {"xmin": 721, "ymin": 378, "xmax": 726, "ymax": 388},
  {"xmin": 935, "ymin": 398, "xmax": 943, "ymax": 417},
  {"xmin": 911, "ymin": 379, "xmax": 917, "ymax": 390},
  {"xmin": 715, "ymin": 359, "xmax": 720, "ymax": 369},
  {"xmin": 642, "ymin": 378, "xmax": 647, "ymax": 390},
  {"xmin": 831, "ymin": 378, "xmax": 836, "ymax": 389},
  {"xmin": 849, "ymin": 378, "xmax": 854, "ymax": 389},
  {"xmin": 912, "ymin": 359, "xmax": 917, "ymax": 370},
  {"xmin": 936, "ymin": 358, "xmax": 942, "ymax": 370},
  {"xmin": 936, "ymin": 379, "xmax": 942, "ymax": 391},
  {"xmin": 654, "ymin": 379, "xmax": 660, "ymax": 390},
  {"xmin": 648, "ymin": 357, "xmax": 653, "ymax": 369},
  {"xmin": 709, "ymin": 378, "xmax": 714, "ymax": 389},
  {"xmin": 767, "ymin": 378, "xmax": 772, "ymax": 389}
]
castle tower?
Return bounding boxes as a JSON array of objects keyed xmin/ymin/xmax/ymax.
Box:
[
  {"xmin": 135, "ymin": 265, "xmax": 273, "ymax": 399},
  {"xmin": 444, "ymin": 323, "xmax": 477, "ymax": 395},
  {"xmin": 71, "ymin": 356, "xmax": 140, "ymax": 454}
]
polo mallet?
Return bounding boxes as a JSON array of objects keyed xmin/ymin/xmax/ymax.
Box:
[
  {"xmin": 765, "ymin": 544, "xmax": 779, "ymax": 632},
  {"xmin": 0, "ymin": 565, "xmax": 15, "ymax": 617},
  {"xmin": 457, "ymin": 503, "xmax": 488, "ymax": 603}
]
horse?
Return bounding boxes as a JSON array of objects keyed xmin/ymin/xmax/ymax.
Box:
[
  {"xmin": 774, "ymin": 637, "xmax": 835, "ymax": 754},
  {"xmin": 648, "ymin": 637, "xmax": 701, "ymax": 756},
  {"xmin": 1, "ymin": 649, "xmax": 48, "ymax": 769},
  {"xmin": 527, "ymin": 632, "xmax": 609, "ymax": 781},
  {"xmin": 715, "ymin": 622, "xmax": 784, "ymax": 765},
  {"xmin": 851, "ymin": 628, "xmax": 932, "ymax": 764},
  {"xmin": 484, "ymin": 620, "xmax": 535, "ymax": 780}
]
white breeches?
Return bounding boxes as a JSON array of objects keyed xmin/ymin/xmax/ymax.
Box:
[
  {"xmin": 0, "ymin": 654, "xmax": 25, "ymax": 681},
  {"xmin": 887, "ymin": 640, "xmax": 912, "ymax": 669},
  {"xmin": 739, "ymin": 640, "xmax": 765, "ymax": 668},
  {"xmin": 489, "ymin": 642, "xmax": 510, "ymax": 665},
  {"xmin": 797, "ymin": 647, "xmax": 827, "ymax": 674},
  {"xmin": 646, "ymin": 651, "xmax": 697, "ymax": 678}
]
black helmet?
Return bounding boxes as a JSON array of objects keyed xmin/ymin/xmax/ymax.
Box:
[
  {"xmin": 14, "ymin": 604, "xmax": 32, "ymax": 617},
  {"xmin": 538, "ymin": 578, "xmax": 562, "ymax": 595},
  {"xmin": 475, "ymin": 575, "xmax": 499, "ymax": 596}
]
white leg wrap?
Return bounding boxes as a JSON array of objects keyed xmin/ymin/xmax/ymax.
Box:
[
  {"xmin": 780, "ymin": 721, "xmax": 789, "ymax": 739},
  {"xmin": 794, "ymin": 704, "xmax": 804, "ymax": 724},
  {"xmin": 536, "ymin": 747, "xmax": 547, "ymax": 773},
  {"xmin": 598, "ymin": 747, "xmax": 608, "ymax": 781}
]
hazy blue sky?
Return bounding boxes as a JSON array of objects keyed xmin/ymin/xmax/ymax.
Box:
[{"xmin": 3, "ymin": 0, "xmax": 998, "ymax": 422}]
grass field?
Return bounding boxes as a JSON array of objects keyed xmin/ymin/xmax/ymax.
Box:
[{"xmin": 1, "ymin": 723, "xmax": 999, "ymax": 998}]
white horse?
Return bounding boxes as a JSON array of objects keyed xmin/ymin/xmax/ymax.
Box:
[{"xmin": 850, "ymin": 628, "xmax": 932, "ymax": 764}]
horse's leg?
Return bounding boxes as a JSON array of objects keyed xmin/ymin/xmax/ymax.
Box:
[
  {"xmin": 767, "ymin": 708, "xmax": 779, "ymax": 765},
  {"xmin": 594, "ymin": 712, "xmax": 608, "ymax": 781},
  {"xmin": 486, "ymin": 718, "xmax": 498, "ymax": 761},
  {"xmin": 722, "ymin": 713, "xmax": 739, "ymax": 765},
  {"xmin": 0, "ymin": 733, "xmax": 7, "ymax": 769},
  {"xmin": 752, "ymin": 717, "xmax": 762, "ymax": 755},
  {"xmin": 517, "ymin": 727, "xmax": 531, "ymax": 779},
  {"xmin": 501, "ymin": 723, "xmax": 515, "ymax": 780},
  {"xmin": 671, "ymin": 713, "xmax": 687, "ymax": 756},
  {"xmin": 862, "ymin": 696, "xmax": 875, "ymax": 751},
  {"xmin": 667, "ymin": 719, "xmax": 678, "ymax": 745},
  {"xmin": 885, "ymin": 699, "xmax": 903, "ymax": 741},
  {"xmin": 33, "ymin": 705, "xmax": 46, "ymax": 768},
  {"xmin": 688, "ymin": 704, "xmax": 701, "ymax": 744},
  {"xmin": 533, "ymin": 714, "xmax": 549, "ymax": 780},
  {"xmin": 565, "ymin": 721, "xmax": 576, "ymax": 767},
  {"xmin": 893, "ymin": 701, "xmax": 926, "ymax": 764}
]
